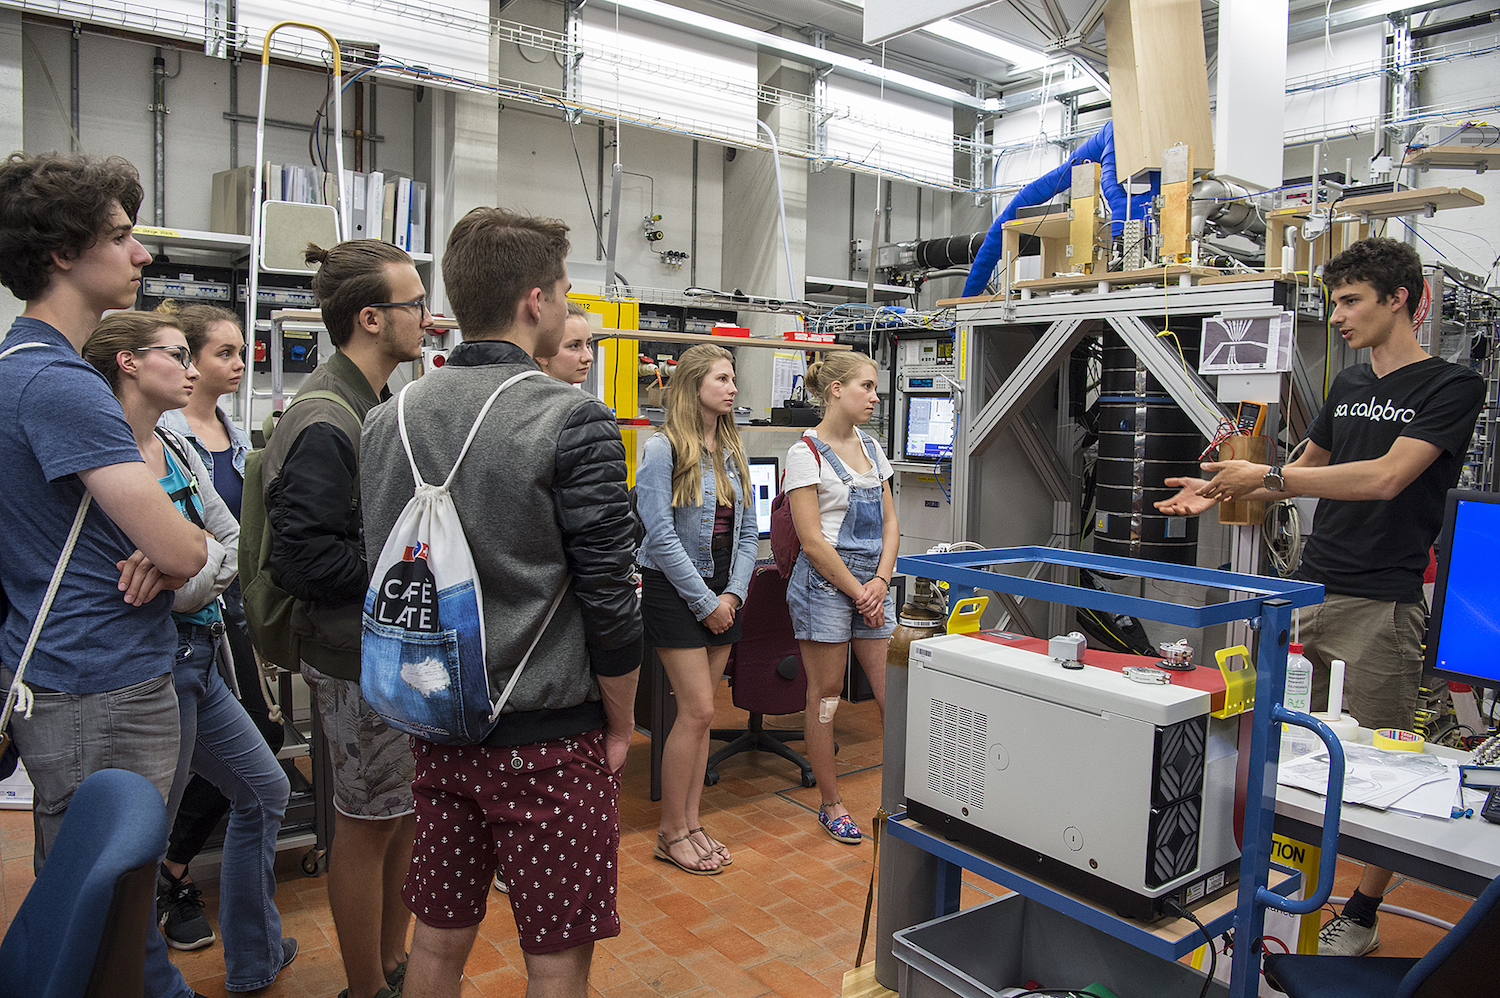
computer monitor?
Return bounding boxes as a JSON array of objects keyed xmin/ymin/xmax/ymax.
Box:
[
  {"xmin": 903, "ymin": 394, "xmax": 957, "ymax": 461},
  {"xmin": 1425, "ymin": 489, "xmax": 1500, "ymax": 687},
  {"xmin": 747, "ymin": 457, "xmax": 779, "ymax": 538}
]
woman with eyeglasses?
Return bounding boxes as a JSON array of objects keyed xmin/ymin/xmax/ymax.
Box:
[
  {"xmin": 152, "ymin": 302, "xmax": 293, "ymax": 954},
  {"xmin": 83, "ymin": 311, "xmax": 297, "ymax": 993}
]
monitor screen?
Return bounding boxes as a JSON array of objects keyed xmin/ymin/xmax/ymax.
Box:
[
  {"xmin": 904, "ymin": 394, "xmax": 957, "ymax": 461},
  {"xmin": 1425, "ymin": 489, "xmax": 1500, "ymax": 686},
  {"xmin": 747, "ymin": 457, "xmax": 779, "ymax": 538}
]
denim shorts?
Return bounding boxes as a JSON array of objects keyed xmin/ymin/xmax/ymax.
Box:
[{"xmin": 787, "ymin": 552, "xmax": 896, "ymax": 644}]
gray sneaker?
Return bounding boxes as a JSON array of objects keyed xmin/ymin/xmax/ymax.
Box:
[
  {"xmin": 157, "ymin": 870, "xmax": 215, "ymax": 951},
  {"xmin": 1318, "ymin": 913, "xmax": 1379, "ymax": 956}
]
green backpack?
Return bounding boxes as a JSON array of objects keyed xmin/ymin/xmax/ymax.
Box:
[{"xmin": 239, "ymin": 390, "xmax": 358, "ymax": 670}]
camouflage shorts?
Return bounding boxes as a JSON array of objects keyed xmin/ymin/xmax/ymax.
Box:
[{"xmin": 301, "ymin": 663, "xmax": 415, "ymax": 819}]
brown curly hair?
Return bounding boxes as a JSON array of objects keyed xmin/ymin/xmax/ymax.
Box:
[{"xmin": 0, "ymin": 153, "xmax": 145, "ymax": 300}]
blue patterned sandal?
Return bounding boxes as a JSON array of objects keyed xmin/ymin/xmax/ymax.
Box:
[{"xmin": 818, "ymin": 798, "xmax": 862, "ymax": 843}]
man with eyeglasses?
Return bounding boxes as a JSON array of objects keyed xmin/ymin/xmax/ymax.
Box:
[
  {"xmin": 0, "ymin": 152, "xmax": 208, "ymax": 998},
  {"xmin": 259, "ymin": 238, "xmax": 432, "ymax": 998}
]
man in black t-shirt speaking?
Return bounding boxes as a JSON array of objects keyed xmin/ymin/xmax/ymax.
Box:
[{"xmin": 1157, "ymin": 236, "xmax": 1484, "ymax": 957}]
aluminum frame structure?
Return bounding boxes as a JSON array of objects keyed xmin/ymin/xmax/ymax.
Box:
[{"xmin": 890, "ymin": 545, "xmax": 1344, "ymax": 998}]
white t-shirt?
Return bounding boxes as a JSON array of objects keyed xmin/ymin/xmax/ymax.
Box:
[{"xmin": 782, "ymin": 429, "xmax": 893, "ymax": 546}]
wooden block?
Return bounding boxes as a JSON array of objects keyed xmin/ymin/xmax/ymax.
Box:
[
  {"xmin": 1105, "ymin": 0, "xmax": 1215, "ymax": 178},
  {"xmin": 841, "ymin": 964, "xmax": 897, "ymax": 998}
]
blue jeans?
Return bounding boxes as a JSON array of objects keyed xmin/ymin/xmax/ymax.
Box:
[
  {"xmin": 167, "ymin": 626, "xmax": 291, "ymax": 992},
  {"xmin": 2, "ymin": 668, "xmax": 194, "ymax": 998}
]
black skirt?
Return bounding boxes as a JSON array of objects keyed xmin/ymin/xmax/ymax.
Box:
[{"xmin": 641, "ymin": 543, "xmax": 743, "ymax": 648}]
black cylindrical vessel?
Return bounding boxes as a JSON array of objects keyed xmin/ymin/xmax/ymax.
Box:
[{"xmin": 1093, "ymin": 332, "xmax": 1204, "ymax": 565}]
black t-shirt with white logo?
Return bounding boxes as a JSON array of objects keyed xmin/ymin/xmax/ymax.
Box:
[{"xmin": 1298, "ymin": 356, "xmax": 1484, "ymax": 603}]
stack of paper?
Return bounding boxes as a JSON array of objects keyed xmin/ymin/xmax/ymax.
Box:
[{"xmin": 1278, "ymin": 742, "xmax": 1461, "ymax": 819}]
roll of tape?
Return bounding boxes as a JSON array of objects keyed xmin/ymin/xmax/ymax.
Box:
[
  {"xmin": 1373, "ymin": 727, "xmax": 1425, "ymax": 752},
  {"xmin": 1313, "ymin": 712, "xmax": 1360, "ymax": 742}
]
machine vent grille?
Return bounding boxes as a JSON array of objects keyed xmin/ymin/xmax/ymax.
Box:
[
  {"xmin": 1146, "ymin": 797, "xmax": 1201, "ymax": 887},
  {"xmin": 926, "ymin": 699, "xmax": 987, "ymax": 809}
]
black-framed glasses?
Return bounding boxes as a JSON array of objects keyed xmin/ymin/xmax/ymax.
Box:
[
  {"xmin": 134, "ymin": 345, "xmax": 193, "ymax": 369},
  {"xmin": 368, "ymin": 299, "xmax": 430, "ymax": 316}
]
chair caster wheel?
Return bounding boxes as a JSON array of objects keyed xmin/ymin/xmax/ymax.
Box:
[
  {"xmin": 301, "ymin": 847, "xmax": 327, "ymax": 876},
  {"xmin": 704, "ymin": 770, "xmax": 720, "ymax": 787},
  {"xmin": 801, "ymin": 770, "xmax": 816, "ymax": 788}
]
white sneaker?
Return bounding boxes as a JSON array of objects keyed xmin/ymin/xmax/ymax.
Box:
[
  {"xmin": 493, "ymin": 872, "xmax": 508, "ymax": 894},
  {"xmin": 1318, "ymin": 913, "xmax": 1379, "ymax": 956}
]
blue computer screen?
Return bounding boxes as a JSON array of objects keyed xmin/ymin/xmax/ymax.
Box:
[
  {"xmin": 1427, "ymin": 492, "xmax": 1500, "ymax": 685},
  {"xmin": 904, "ymin": 395, "xmax": 956, "ymax": 461}
]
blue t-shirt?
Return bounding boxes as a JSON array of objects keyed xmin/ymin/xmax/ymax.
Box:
[
  {"xmin": 159, "ymin": 450, "xmax": 220, "ymax": 627},
  {"xmin": 0, "ymin": 318, "xmax": 175, "ymax": 693}
]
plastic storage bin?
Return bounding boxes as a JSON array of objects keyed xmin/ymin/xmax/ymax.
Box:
[{"xmin": 893, "ymin": 895, "xmax": 1229, "ymax": 998}]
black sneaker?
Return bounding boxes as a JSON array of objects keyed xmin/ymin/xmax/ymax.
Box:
[{"xmin": 157, "ymin": 870, "xmax": 216, "ymax": 951}]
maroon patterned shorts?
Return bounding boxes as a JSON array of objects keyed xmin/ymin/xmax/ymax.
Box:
[{"xmin": 403, "ymin": 728, "xmax": 621, "ymax": 953}]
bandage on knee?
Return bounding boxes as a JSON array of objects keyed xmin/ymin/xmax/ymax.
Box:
[{"xmin": 819, "ymin": 697, "xmax": 839, "ymax": 722}]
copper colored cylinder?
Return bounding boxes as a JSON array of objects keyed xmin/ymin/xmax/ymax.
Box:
[{"xmin": 1217, "ymin": 434, "xmax": 1270, "ymax": 526}]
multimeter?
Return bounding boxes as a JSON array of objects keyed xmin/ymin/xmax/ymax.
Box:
[{"xmin": 1235, "ymin": 401, "xmax": 1267, "ymax": 436}]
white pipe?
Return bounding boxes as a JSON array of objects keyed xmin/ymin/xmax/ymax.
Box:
[
  {"xmin": 1328, "ymin": 896, "xmax": 1456, "ymax": 932},
  {"xmin": 756, "ymin": 118, "xmax": 796, "ymax": 305}
]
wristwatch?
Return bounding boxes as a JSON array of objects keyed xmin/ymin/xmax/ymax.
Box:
[{"xmin": 1263, "ymin": 465, "xmax": 1285, "ymax": 492}]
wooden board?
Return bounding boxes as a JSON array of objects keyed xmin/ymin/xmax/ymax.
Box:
[
  {"xmin": 1014, "ymin": 264, "xmax": 1220, "ymax": 292},
  {"xmin": 1104, "ymin": 0, "xmax": 1215, "ymax": 178},
  {"xmin": 593, "ymin": 329, "xmax": 851, "ymax": 350},
  {"xmin": 1200, "ymin": 271, "xmax": 1299, "ymax": 286},
  {"xmin": 1402, "ymin": 146, "xmax": 1500, "ymax": 173},
  {"xmin": 1269, "ymin": 185, "xmax": 1485, "ymax": 222},
  {"xmin": 895, "ymin": 817, "xmax": 1299, "ymax": 951},
  {"xmin": 840, "ymin": 964, "xmax": 897, "ymax": 998}
]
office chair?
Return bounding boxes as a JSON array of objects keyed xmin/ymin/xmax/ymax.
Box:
[
  {"xmin": 706, "ymin": 565, "xmax": 817, "ymax": 787},
  {"xmin": 1263, "ymin": 871, "xmax": 1500, "ymax": 997},
  {"xmin": 0, "ymin": 768, "xmax": 169, "ymax": 998}
]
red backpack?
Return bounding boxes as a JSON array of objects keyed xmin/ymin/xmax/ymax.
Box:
[{"xmin": 769, "ymin": 437, "xmax": 820, "ymax": 578}]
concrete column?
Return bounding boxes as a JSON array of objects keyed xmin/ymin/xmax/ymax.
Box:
[
  {"xmin": 722, "ymin": 45, "xmax": 809, "ymax": 419},
  {"xmin": 0, "ymin": 9, "xmax": 22, "ymax": 327},
  {"xmin": 420, "ymin": 89, "xmax": 501, "ymax": 312}
]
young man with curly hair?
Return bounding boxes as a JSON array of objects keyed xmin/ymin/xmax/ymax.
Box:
[
  {"xmin": 1158, "ymin": 235, "xmax": 1485, "ymax": 956},
  {"xmin": 0, "ymin": 151, "xmax": 209, "ymax": 997}
]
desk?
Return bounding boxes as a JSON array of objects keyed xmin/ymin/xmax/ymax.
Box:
[{"xmin": 1274, "ymin": 732, "xmax": 1499, "ymax": 897}]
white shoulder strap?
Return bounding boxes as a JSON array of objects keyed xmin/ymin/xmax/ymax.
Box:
[{"xmin": 396, "ymin": 369, "xmax": 547, "ymax": 492}]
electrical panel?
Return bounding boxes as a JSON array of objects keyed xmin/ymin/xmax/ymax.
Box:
[
  {"xmin": 136, "ymin": 262, "xmax": 234, "ymax": 313},
  {"xmin": 238, "ymin": 273, "xmax": 319, "ymax": 374}
]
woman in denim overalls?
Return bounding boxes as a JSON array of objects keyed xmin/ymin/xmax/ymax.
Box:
[{"xmin": 783, "ymin": 351, "xmax": 899, "ymax": 843}]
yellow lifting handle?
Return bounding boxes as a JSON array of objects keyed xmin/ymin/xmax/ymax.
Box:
[
  {"xmin": 1213, "ymin": 644, "xmax": 1255, "ymax": 719},
  {"xmin": 947, "ymin": 596, "xmax": 988, "ymax": 635}
]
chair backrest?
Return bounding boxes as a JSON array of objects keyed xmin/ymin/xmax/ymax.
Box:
[
  {"xmin": 728, "ymin": 565, "xmax": 808, "ymax": 715},
  {"xmin": 0, "ymin": 768, "xmax": 167, "ymax": 998},
  {"xmin": 1400, "ymin": 870, "xmax": 1500, "ymax": 998}
]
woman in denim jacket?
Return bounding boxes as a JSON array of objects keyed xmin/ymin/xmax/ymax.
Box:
[{"xmin": 636, "ymin": 344, "xmax": 759, "ymax": 875}]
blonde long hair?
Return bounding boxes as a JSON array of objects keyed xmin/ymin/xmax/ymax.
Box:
[{"xmin": 663, "ymin": 344, "xmax": 752, "ymax": 509}]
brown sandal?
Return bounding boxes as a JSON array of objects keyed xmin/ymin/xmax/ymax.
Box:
[
  {"xmin": 653, "ymin": 830, "xmax": 722, "ymax": 875},
  {"xmin": 690, "ymin": 827, "xmax": 732, "ymax": 866}
]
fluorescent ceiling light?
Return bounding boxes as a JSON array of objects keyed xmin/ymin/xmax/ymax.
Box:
[
  {"xmin": 840, "ymin": 0, "xmax": 1050, "ymax": 71},
  {"xmin": 919, "ymin": 19, "xmax": 1051, "ymax": 70},
  {"xmin": 596, "ymin": 0, "xmax": 987, "ymax": 108}
]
